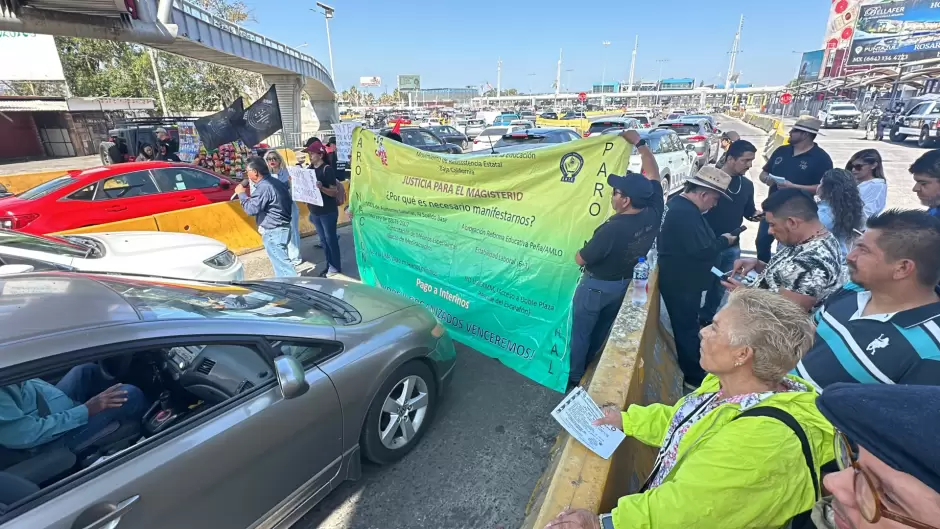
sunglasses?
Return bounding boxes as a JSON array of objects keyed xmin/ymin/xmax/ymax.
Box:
[
  {"xmin": 835, "ymin": 431, "xmax": 939, "ymax": 529},
  {"xmin": 850, "ymin": 162, "xmax": 873, "ymax": 171}
]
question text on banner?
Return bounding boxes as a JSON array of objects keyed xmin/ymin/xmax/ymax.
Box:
[{"xmin": 349, "ymin": 128, "xmax": 629, "ymax": 391}]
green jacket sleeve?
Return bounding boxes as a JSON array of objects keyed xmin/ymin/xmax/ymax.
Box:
[
  {"xmin": 622, "ymin": 402, "xmax": 676, "ymax": 448},
  {"xmin": 612, "ymin": 417, "xmax": 817, "ymax": 529}
]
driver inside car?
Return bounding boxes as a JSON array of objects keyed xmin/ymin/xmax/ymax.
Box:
[{"xmin": 0, "ymin": 364, "xmax": 147, "ymax": 452}]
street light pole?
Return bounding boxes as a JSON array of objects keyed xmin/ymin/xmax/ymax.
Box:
[
  {"xmin": 565, "ymin": 69, "xmax": 574, "ymax": 92},
  {"xmin": 315, "ymin": 3, "xmax": 335, "ymax": 81},
  {"xmin": 601, "ymin": 40, "xmax": 611, "ymax": 108},
  {"xmin": 147, "ymin": 48, "xmax": 168, "ymax": 116},
  {"xmin": 655, "ymin": 58, "xmax": 669, "ymax": 107}
]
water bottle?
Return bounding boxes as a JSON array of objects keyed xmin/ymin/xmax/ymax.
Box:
[
  {"xmin": 631, "ymin": 258, "xmax": 650, "ymax": 306},
  {"xmin": 646, "ymin": 243, "xmax": 658, "ymax": 270}
]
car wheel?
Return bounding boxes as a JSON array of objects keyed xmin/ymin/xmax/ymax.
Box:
[
  {"xmin": 890, "ymin": 127, "xmax": 908, "ymax": 142},
  {"xmin": 361, "ymin": 360, "xmax": 437, "ymax": 465},
  {"xmin": 919, "ymin": 127, "xmax": 936, "ymax": 148},
  {"xmin": 100, "ymin": 142, "xmax": 117, "ymax": 166}
]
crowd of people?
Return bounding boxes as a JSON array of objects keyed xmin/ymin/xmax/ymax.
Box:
[{"xmin": 551, "ymin": 119, "xmax": 940, "ymax": 529}]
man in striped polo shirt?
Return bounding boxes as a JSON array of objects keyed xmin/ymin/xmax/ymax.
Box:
[{"xmin": 795, "ymin": 209, "xmax": 940, "ymax": 390}]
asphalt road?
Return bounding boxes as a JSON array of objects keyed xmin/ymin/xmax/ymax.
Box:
[{"xmin": 239, "ymin": 227, "xmax": 561, "ymax": 529}]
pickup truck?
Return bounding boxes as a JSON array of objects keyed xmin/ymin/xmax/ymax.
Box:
[{"xmin": 818, "ymin": 103, "xmax": 862, "ymax": 129}]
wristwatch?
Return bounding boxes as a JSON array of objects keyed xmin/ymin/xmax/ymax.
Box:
[
  {"xmin": 599, "ymin": 513, "xmax": 615, "ymax": 529},
  {"xmin": 635, "ymin": 138, "xmax": 648, "ymax": 148}
]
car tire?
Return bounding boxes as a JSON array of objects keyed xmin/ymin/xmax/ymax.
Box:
[
  {"xmin": 361, "ymin": 360, "xmax": 437, "ymax": 465},
  {"xmin": 919, "ymin": 127, "xmax": 936, "ymax": 148},
  {"xmin": 100, "ymin": 142, "xmax": 118, "ymax": 166},
  {"xmin": 890, "ymin": 127, "xmax": 908, "ymax": 143}
]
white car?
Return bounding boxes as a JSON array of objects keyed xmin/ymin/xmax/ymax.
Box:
[
  {"xmin": 585, "ymin": 117, "xmax": 641, "ymax": 137},
  {"xmin": 471, "ymin": 125, "xmax": 527, "ymax": 152},
  {"xmin": 605, "ymin": 127, "xmax": 696, "ymax": 199},
  {"xmin": 818, "ymin": 102, "xmax": 862, "ymax": 129},
  {"xmin": 463, "ymin": 118, "xmax": 486, "ymax": 138},
  {"xmin": 0, "ymin": 229, "xmax": 244, "ymax": 281}
]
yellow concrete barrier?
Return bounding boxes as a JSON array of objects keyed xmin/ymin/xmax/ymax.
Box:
[
  {"xmin": 0, "ymin": 169, "xmax": 73, "ymax": 194},
  {"xmin": 522, "ymin": 272, "xmax": 683, "ymax": 529},
  {"xmin": 535, "ymin": 117, "xmax": 591, "ymax": 135},
  {"xmin": 56, "ymin": 216, "xmax": 160, "ymax": 235}
]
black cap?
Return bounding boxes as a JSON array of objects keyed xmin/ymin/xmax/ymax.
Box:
[
  {"xmin": 607, "ymin": 172, "xmax": 654, "ymax": 202},
  {"xmin": 816, "ymin": 383, "xmax": 940, "ymax": 493}
]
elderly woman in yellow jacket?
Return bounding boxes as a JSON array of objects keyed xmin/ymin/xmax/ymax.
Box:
[{"xmin": 546, "ymin": 289, "xmax": 835, "ymax": 529}]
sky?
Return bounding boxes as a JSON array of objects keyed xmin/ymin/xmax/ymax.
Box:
[{"xmin": 238, "ymin": 0, "xmax": 832, "ymax": 94}]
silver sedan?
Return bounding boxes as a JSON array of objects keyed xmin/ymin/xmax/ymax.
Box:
[{"xmin": 0, "ymin": 272, "xmax": 455, "ymax": 528}]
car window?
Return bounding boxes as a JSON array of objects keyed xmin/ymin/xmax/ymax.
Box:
[
  {"xmin": 0, "ymin": 230, "xmax": 89, "ymax": 258},
  {"xmin": 66, "ymin": 183, "xmax": 97, "ymax": 201},
  {"xmin": 909, "ymin": 103, "xmax": 931, "ymax": 116},
  {"xmin": 17, "ymin": 176, "xmax": 74, "ymax": 200},
  {"xmin": 98, "ymin": 171, "xmax": 158, "ymax": 200},
  {"xmin": 568, "ymin": 131, "xmax": 581, "ymax": 141},
  {"xmin": 931, "ymin": 105, "xmax": 940, "ymax": 115},
  {"xmin": 271, "ymin": 340, "xmax": 342, "ymax": 368},
  {"xmin": 151, "ymin": 168, "xmax": 221, "ymax": 192},
  {"xmin": 481, "ymin": 127, "xmax": 508, "ymax": 137},
  {"xmin": 417, "ymin": 131, "xmax": 443, "ymax": 146}
]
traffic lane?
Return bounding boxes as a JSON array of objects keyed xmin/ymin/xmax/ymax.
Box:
[{"xmin": 238, "ymin": 226, "xmax": 563, "ymax": 529}]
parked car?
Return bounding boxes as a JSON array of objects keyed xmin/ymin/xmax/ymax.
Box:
[
  {"xmin": 818, "ymin": 102, "xmax": 862, "ymax": 129},
  {"xmin": 0, "ymin": 271, "xmax": 455, "ymax": 528},
  {"xmin": 519, "ymin": 110, "xmax": 537, "ymax": 123},
  {"xmin": 657, "ymin": 117, "xmax": 721, "ymax": 168},
  {"xmin": 621, "ymin": 113, "xmax": 652, "ymax": 128},
  {"xmin": 471, "ymin": 125, "xmax": 528, "ymax": 152},
  {"xmin": 682, "ymin": 114, "xmax": 719, "ymax": 129},
  {"xmin": 584, "ymin": 118, "xmax": 641, "ymax": 137},
  {"xmin": 492, "ymin": 114, "xmax": 520, "ymax": 126},
  {"xmin": 603, "ymin": 128, "xmax": 696, "ymax": 200},
  {"xmin": 429, "ymin": 125, "xmax": 470, "ymax": 151},
  {"xmin": 382, "ymin": 127, "xmax": 462, "ymax": 154},
  {"xmin": 0, "ymin": 229, "xmax": 244, "ymax": 281},
  {"xmin": 0, "ymin": 162, "xmax": 236, "ymax": 235},
  {"xmin": 99, "ymin": 117, "xmax": 190, "ymax": 165},
  {"xmin": 889, "ymin": 97, "xmax": 940, "ymax": 147},
  {"xmin": 561, "ymin": 110, "xmax": 587, "ymax": 120},
  {"xmin": 463, "ymin": 118, "xmax": 487, "ymax": 139},
  {"xmin": 539, "ymin": 111, "xmax": 559, "ymax": 120},
  {"xmin": 488, "ymin": 128, "xmax": 582, "ymax": 153}
]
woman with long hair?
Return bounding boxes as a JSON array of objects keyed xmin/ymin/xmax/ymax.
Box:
[
  {"xmin": 261, "ymin": 149, "xmax": 303, "ymax": 269},
  {"xmin": 136, "ymin": 143, "xmax": 156, "ymax": 161},
  {"xmin": 845, "ymin": 149, "xmax": 887, "ymax": 219},
  {"xmin": 817, "ymin": 168, "xmax": 865, "ymax": 257}
]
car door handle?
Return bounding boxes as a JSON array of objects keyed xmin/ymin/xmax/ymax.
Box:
[
  {"xmin": 178, "ymin": 196, "xmax": 196, "ymax": 202},
  {"xmin": 73, "ymin": 495, "xmax": 140, "ymax": 529},
  {"xmin": 104, "ymin": 206, "xmax": 127, "ymax": 212}
]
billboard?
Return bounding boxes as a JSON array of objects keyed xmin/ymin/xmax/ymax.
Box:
[
  {"xmin": 359, "ymin": 76, "xmax": 381, "ymax": 87},
  {"xmin": 398, "ymin": 74, "xmax": 421, "ymax": 90},
  {"xmin": 848, "ymin": 0, "xmax": 940, "ymax": 66},
  {"xmin": 798, "ymin": 50, "xmax": 825, "ymax": 81},
  {"xmin": 0, "ymin": 32, "xmax": 65, "ymax": 81},
  {"xmin": 823, "ymin": 0, "xmax": 865, "ymax": 51}
]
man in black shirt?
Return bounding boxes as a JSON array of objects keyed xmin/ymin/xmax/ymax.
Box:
[
  {"xmin": 715, "ymin": 131, "xmax": 740, "ymax": 170},
  {"xmin": 756, "ymin": 117, "xmax": 833, "ymax": 262},
  {"xmin": 306, "ymin": 142, "xmax": 342, "ymax": 277},
  {"xmin": 658, "ymin": 166, "xmax": 739, "ymax": 387},
  {"xmin": 569, "ymin": 130, "xmax": 663, "ymax": 387},
  {"xmin": 700, "ymin": 140, "xmax": 758, "ymax": 326}
]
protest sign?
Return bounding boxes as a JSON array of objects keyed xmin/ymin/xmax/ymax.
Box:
[
  {"xmin": 287, "ymin": 166, "xmax": 323, "ymax": 206},
  {"xmin": 349, "ymin": 129, "xmax": 629, "ymax": 391},
  {"xmin": 332, "ymin": 122, "xmax": 359, "ymax": 171}
]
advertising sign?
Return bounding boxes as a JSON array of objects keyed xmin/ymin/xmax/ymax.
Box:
[
  {"xmin": 798, "ymin": 50, "xmax": 826, "ymax": 81},
  {"xmin": 177, "ymin": 122, "xmax": 201, "ymax": 163},
  {"xmin": 848, "ymin": 0, "xmax": 940, "ymax": 66},
  {"xmin": 398, "ymin": 74, "xmax": 421, "ymax": 90},
  {"xmin": 0, "ymin": 32, "xmax": 65, "ymax": 81},
  {"xmin": 359, "ymin": 76, "xmax": 381, "ymax": 87},
  {"xmin": 823, "ymin": 0, "xmax": 865, "ymax": 51},
  {"xmin": 349, "ymin": 128, "xmax": 630, "ymax": 391}
]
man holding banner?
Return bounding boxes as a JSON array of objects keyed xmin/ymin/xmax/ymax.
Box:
[{"xmin": 569, "ymin": 130, "xmax": 663, "ymax": 388}]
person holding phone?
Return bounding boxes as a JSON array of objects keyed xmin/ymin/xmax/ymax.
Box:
[{"xmin": 700, "ymin": 140, "xmax": 759, "ymax": 326}]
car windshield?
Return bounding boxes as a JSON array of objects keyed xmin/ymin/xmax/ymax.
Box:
[
  {"xmin": 494, "ymin": 134, "xmax": 549, "ymax": 147},
  {"xmin": 830, "ymin": 105, "xmax": 858, "ymax": 111},
  {"xmin": 467, "ymin": 120, "xmax": 485, "ymax": 126},
  {"xmin": 589, "ymin": 121, "xmax": 630, "ymax": 133},
  {"xmin": 660, "ymin": 123, "xmax": 699, "ymax": 135},
  {"xmin": 0, "ymin": 230, "xmax": 89, "ymax": 258},
  {"xmin": 430, "ymin": 126, "xmax": 449, "ymax": 134},
  {"xmin": 96, "ymin": 278, "xmax": 335, "ymax": 324},
  {"xmin": 17, "ymin": 176, "xmax": 74, "ymax": 200},
  {"xmin": 625, "ymin": 116, "xmax": 650, "ymax": 124},
  {"xmin": 481, "ymin": 127, "xmax": 508, "ymax": 137}
]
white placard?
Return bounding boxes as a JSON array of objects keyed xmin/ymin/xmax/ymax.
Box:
[
  {"xmin": 287, "ymin": 166, "xmax": 323, "ymax": 207},
  {"xmin": 0, "ymin": 32, "xmax": 65, "ymax": 81},
  {"xmin": 332, "ymin": 122, "xmax": 359, "ymax": 164},
  {"xmin": 550, "ymin": 387, "xmax": 625, "ymax": 460}
]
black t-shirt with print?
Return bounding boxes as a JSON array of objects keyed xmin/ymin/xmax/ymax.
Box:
[
  {"xmin": 762, "ymin": 144, "xmax": 833, "ymax": 193},
  {"xmin": 308, "ymin": 164, "xmax": 339, "ymax": 216}
]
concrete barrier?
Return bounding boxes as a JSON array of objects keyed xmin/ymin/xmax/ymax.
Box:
[
  {"xmin": 0, "ymin": 170, "xmax": 73, "ymax": 194},
  {"xmin": 522, "ymin": 272, "xmax": 683, "ymax": 528},
  {"xmin": 536, "ymin": 117, "xmax": 591, "ymax": 135},
  {"xmin": 56, "ymin": 216, "xmax": 159, "ymax": 235}
]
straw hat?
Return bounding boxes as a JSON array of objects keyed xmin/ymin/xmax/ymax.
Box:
[
  {"xmin": 792, "ymin": 117, "xmax": 824, "ymax": 135},
  {"xmin": 687, "ymin": 165, "xmax": 732, "ymax": 200}
]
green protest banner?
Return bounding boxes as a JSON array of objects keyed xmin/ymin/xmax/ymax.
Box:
[{"xmin": 349, "ymin": 128, "xmax": 630, "ymax": 391}]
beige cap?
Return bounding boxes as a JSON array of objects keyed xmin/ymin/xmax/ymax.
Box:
[
  {"xmin": 687, "ymin": 165, "xmax": 732, "ymax": 200},
  {"xmin": 792, "ymin": 117, "xmax": 824, "ymax": 135}
]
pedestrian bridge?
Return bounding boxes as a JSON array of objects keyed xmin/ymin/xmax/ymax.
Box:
[{"xmin": 0, "ymin": 0, "xmax": 337, "ymax": 145}]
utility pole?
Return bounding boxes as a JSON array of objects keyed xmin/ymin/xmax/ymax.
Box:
[
  {"xmin": 601, "ymin": 41, "xmax": 611, "ymax": 107},
  {"xmin": 497, "ymin": 57, "xmax": 502, "ymax": 101},
  {"xmin": 315, "ymin": 3, "xmax": 336, "ymax": 81},
  {"xmin": 655, "ymin": 58, "xmax": 669, "ymax": 107},
  {"xmin": 555, "ymin": 48, "xmax": 563, "ymax": 105},
  {"xmin": 725, "ymin": 14, "xmax": 744, "ymax": 104},
  {"xmin": 628, "ymin": 35, "xmax": 638, "ymax": 107},
  {"xmin": 147, "ymin": 48, "xmax": 168, "ymax": 116},
  {"xmin": 565, "ymin": 69, "xmax": 574, "ymax": 92}
]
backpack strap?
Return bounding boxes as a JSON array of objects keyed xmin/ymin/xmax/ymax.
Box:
[{"xmin": 733, "ymin": 406, "xmax": 819, "ymax": 529}]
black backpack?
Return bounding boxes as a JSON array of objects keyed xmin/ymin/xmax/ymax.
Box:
[{"xmin": 733, "ymin": 407, "xmax": 819, "ymax": 529}]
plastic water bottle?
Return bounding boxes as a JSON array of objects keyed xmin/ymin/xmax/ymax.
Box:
[
  {"xmin": 631, "ymin": 258, "xmax": 650, "ymax": 306},
  {"xmin": 646, "ymin": 243, "xmax": 658, "ymax": 270}
]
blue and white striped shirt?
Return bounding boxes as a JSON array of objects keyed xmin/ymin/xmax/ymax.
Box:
[{"xmin": 795, "ymin": 282, "xmax": 940, "ymax": 391}]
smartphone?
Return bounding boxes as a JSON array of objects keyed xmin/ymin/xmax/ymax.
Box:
[{"xmin": 729, "ymin": 225, "xmax": 748, "ymax": 236}]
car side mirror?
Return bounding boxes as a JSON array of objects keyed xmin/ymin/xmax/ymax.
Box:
[
  {"xmin": 0, "ymin": 264, "xmax": 34, "ymax": 276},
  {"xmin": 274, "ymin": 355, "xmax": 309, "ymax": 399},
  {"xmin": 219, "ymin": 179, "xmax": 231, "ymax": 189}
]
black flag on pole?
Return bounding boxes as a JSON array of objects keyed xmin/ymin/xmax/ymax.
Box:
[
  {"xmin": 237, "ymin": 86, "xmax": 283, "ymax": 147},
  {"xmin": 194, "ymin": 98, "xmax": 244, "ymax": 151}
]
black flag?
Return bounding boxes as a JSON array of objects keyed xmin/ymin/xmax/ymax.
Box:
[
  {"xmin": 237, "ymin": 86, "xmax": 283, "ymax": 147},
  {"xmin": 195, "ymin": 98, "xmax": 244, "ymax": 151}
]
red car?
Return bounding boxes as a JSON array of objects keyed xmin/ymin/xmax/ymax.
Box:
[{"xmin": 0, "ymin": 162, "xmax": 235, "ymax": 235}]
